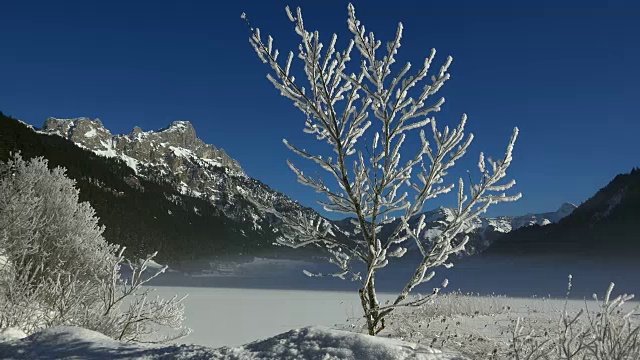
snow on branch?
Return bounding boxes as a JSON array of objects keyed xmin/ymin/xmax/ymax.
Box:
[{"xmin": 244, "ymin": 3, "xmax": 521, "ymax": 336}]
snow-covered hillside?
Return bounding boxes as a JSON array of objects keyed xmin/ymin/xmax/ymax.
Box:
[{"xmin": 39, "ymin": 117, "xmax": 320, "ymax": 232}]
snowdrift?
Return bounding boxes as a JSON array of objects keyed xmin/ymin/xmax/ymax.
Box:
[{"xmin": 0, "ymin": 325, "xmax": 469, "ymax": 360}]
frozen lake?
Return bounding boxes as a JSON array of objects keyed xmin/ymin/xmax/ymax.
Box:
[
  {"xmin": 152, "ymin": 286, "xmax": 392, "ymax": 348},
  {"xmin": 147, "ymin": 253, "xmax": 639, "ymax": 349}
]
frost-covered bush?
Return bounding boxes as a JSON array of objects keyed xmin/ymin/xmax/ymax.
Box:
[
  {"xmin": 337, "ymin": 290, "xmax": 507, "ymax": 356},
  {"xmin": 0, "ymin": 153, "xmax": 190, "ymax": 343},
  {"xmin": 506, "ymin": 278, "xmax": 640, "ymax": 360},
  {"xmin": 0, "ymin": 153, "xmax": 117, "ymax": 286},
  {"xmin": 339, "ymin": 279, "xmax": 640, "ymax": 359},
  {"xmin": 244, "ymin": 3, "xmax": 520, "ymax": 335}
]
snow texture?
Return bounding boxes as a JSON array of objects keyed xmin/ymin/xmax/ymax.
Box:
[
  {"xmin": 0, "ymin": 328, "xmax": 26, "ymax": 342},
  {"xmin": 0, "ymin": 326, "xmax": 469, "ymax": 359},
  {"xmin": 84, "ymin": 128, "xmax": 97, "ymax": 138}
]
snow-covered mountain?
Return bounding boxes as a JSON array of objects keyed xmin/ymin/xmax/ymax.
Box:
[
  {"xmin": 485, "ymin": 167, "xmax": 640, "ymax": 256},
  {"xmin": 42, "ymin": 117, "xmax": 243, "ymax": 176},
  {"xmin": 472, "ymin": 202, "xmax": 577, "ymax": 235},
  {"xmin": 39, "ymin": 116, "xmax": 576, "ymax": 257},
  {"xmin": 461, "ymin": 202, "xmax": 577, "ymax": 252},
  {"xmin": 40, "ymin": 117, "xmax": 317, "ymax": 231},
  {"xmin": 334, "ymin": 203, "xmax": 577, "ymax": 255}
]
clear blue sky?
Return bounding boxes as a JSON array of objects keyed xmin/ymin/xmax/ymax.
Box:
[{"xmin": 1, "ymin": 0, "xmax": 638, "ymax": 219}]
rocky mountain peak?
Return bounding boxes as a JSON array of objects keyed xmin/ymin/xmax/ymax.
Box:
[
  {"xmin": 164, "ymin": 120, "xmax": 195, "ymax": 132},
  {"xmin": 40, "ymin": 117, "xmax": 244, "ymax": 175},
  {"xmin": 44, "ymin": 117, "xmax": 107, "ymax": 135},
  {"xmin": 42, "ymin": 117, "xmax": 113, "ymax": 152},
  {"xmin": 38, "ymin": 117, "xmax": 300, "ymax": 226},
  {"xmin": 156, "ymin": 121, "xmax": 199, "ymax": 149},
  {"xmin": 556, "ymin": 202, "xmax": 578, "ymax": 216}
]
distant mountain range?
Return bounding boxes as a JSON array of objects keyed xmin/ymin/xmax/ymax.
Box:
[
  {"xmin": 335, "ymin": 202, "xmax": 577, "ymax": 256},
  {"xmin": 5, "ymin": 111, "xmax": 630, "ymax": 263},
  {"xmin": 484, "ymin": 167, "xmax": 640, "ymax": 257}
]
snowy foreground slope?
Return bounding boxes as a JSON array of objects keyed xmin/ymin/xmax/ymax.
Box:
[
  {"xmin": 1, "ymin": 256, "xmax": 638, "ymax": 359},
  {"xmin": 0, "ymin": 326, "xmax": 468, "ymax": 360}
]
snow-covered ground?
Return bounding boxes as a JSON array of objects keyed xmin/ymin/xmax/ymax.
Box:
[
  {"xmin": 148, "ymin": 255, "xmax": 640, "ymax": 350},
  {"xmin": 1, "ymin": 254, "xmax": 638, "ymax": 359},
  {"xmin": 155, "ymin": 286, "xmax": 390, "ymax": 348},
  {"xmin": 150, "ymin": 285, "xmax": 638, "ymax": 356},
  {"xmin": 0, "ymin": 325, "xmax": 468, "ymax": 359}
]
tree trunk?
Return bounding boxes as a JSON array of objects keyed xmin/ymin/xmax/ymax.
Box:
[{"xmin": 360, "ymin": 273, "xmax": 384, "ymax": 336}]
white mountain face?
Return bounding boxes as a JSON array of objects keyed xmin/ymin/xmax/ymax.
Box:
[
  {"xmin": 39, "ymin": 116, "xmax": 575, "ymax": 256},
  {"xmin": 460, "ymin": 202, "xmax": 578, "ymax": 252},
  {"xmin": 40, "ymin": 117, "xmax": 318, "ymax": 232},
  {"xmin": 41, "ymin": 117, "xmax": 243, "ymax": 176}
]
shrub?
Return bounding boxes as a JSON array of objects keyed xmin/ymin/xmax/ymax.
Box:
[
  {"xmin": 506, "ymin": 277, "xmax": 640, "ymax": 360},
  {"xmin": 0, "ymin": 153, "xmax": 190, "ymax": 343}
]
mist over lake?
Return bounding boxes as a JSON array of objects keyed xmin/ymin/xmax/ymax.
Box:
[{"xmin": 152, "ymin": 252, "xmax": 639, "ymax": 300}]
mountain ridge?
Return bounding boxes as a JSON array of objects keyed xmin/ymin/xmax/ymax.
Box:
[
  {"xmin": 4, "ymin": 112, "xmax": 590, "ymax": 261},
  {"xmin": 335, "ymin": 202, "xmax": 577, "ymax": 256},
  {"xmin": 40, "ymin": 116, "xmax": 578, "ymax": 255},
  {"xmin": 484, "ymin": 167, "xmax": 640, "ymax": 257},
  {"xmin": 41, "ymin": 117, "xmax": 245, "ymax": 176},
  {"xmin": 39, "ymin": 116, "xmax": 319, "ymax": 233},
  {"xmin": 0, "ymin": 112, "xmax": 286, "ymax": 262}
]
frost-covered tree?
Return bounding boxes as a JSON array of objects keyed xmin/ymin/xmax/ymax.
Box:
[
  {"xmin": 244, "ymin": 4, "xmax": 521, "ymax": 336},
  {"xmin": 0, "ymin": 152, "xmax": 117, "ymax": 286},
  {"xmin": 0, "ymin": 153, "xmax": 190, "ymax": 342}
]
